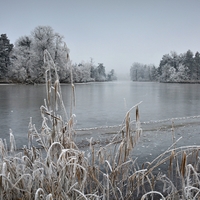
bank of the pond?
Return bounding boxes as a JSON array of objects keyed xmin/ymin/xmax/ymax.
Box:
[
  {"xmin": 75, "ymin": 117, "xmax": 200, "ymax": 165},
  {"xmin": 160, "ymin": 80, "xmax": 200, "ymax": 84}
]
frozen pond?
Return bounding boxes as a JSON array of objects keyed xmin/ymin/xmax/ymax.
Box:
[{"xmin": 0, "ymin": 81, "xmax": 200, "ymax": 148}]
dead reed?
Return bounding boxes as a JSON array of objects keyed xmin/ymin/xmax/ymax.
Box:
[{"xmin": 0, "ymin": 49, "xmax": 200, "ymax": 199}]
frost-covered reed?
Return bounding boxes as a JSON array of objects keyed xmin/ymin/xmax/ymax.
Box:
[{"xmin": 1, "ymin": 49, "xmax": 200, "ymax": 199}]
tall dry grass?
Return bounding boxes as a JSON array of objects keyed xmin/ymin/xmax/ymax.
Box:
[{"xmin": 0, "ymin": 49, "xmax": 200, "ymax": 199}]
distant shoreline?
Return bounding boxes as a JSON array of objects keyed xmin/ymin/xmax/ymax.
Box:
[
  {"xmin": 2, "ymin": 78, "xmax": 200, "ymax": 85},
  {"xmin": 0, "ymin": 79, "xmax": 116, "ymax": 85},
  {"xmin": 160, "ymin": 80, "xmax": 200, "ymax": 84},
  {"xmin": 131, "ymin": 80, "xmax": 200, "ymax": 84}
]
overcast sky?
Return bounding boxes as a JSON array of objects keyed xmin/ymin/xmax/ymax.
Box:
[{"xmin": 1, "ymin": 0, "xmax": 200, "ymax": 75}]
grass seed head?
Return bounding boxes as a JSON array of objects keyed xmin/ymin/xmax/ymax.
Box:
[{"xmin": 181, "ymin": 151, "xmax": 187, "ymax": 178}]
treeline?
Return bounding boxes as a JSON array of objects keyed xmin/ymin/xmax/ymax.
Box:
[
  {"xmin": 130, "ymin": 50, "xmax": 200, "ymax": 82},
  {"xmin": 0, "ymin": 26, "xmax": 117, "ymax": 84},
  {"xmin": 130, "ymin": 63, "xmax": 157, "ymax": 81}
]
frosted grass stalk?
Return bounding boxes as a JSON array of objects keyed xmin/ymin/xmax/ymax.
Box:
[
  {"xmin": 2, "ymin": 162, "xmax": 7, "ymax": 186},
  {"xmin": 0, "ymin": 139, "xmax": 6, "ymax": 159},
  {"xmin": 141, "ymin": 191, "xmax": 165, "ymax": 200},
  {"xmin": 9, "ymin": 129, "xmax": 16, "ymax": 153},
  {"xmin": 46, "ymin": 193, "xmax": 53, "ymax": 200},
  {"xmin": 35, "ymin": 188, "xmax": 44, "ymax": 200}
]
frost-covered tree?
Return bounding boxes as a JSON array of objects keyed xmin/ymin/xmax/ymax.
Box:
[
  {"xmin": 170, "ymin": 51, "xmax": 181, "ymax": 71},
  {"xmin": 11, "ymin": 26, "xmax": 70, "ymax": 83},
  {"xmin": 160, "ymin": 64, "xmax": 172, "ymax": 82},
  {"xmin": 93, "ymin": 63, "xmax": 106, "ymax": 81},
  {"xmin": 54, "ymin": 40, "xmax": 70, "ymax": 83},
  {"xmin": 89, "ymin": 58, "xmax": 96, "ymax": 81},
  {"xmin": 150, "ymin": 65, "xmax": 159, "ymax": 81},
  {"xmin": 167, "ymin": 64, "xmax": 189, "ymax": 82},
  {"xmin": 31, "ymin": 26, "xmax": 68, "ymax": 82},
  {"xmin": 175, "ymin": 64, "xmax": 189, "ymax": 81},
  {"xmin": 157, "ymin": 50, "xmax": 200, "ymax": 82},
  {"xmin": 158, "ymin": 51, "xmax": 182, "ymax": 77},
  {"xmin": 72, "ymin": 61, "xmax": 115, "ymax": 83},
  {"xmin": 107, "ymin": 69, "xmax": 117, "ymax": 81},
  {"xmin": 130, "ymin": 63, "xmax": 141, "ymax": 81},
  {"xmin": 10, "ymin": 36, "xmax": 38, "ymax": 83},
  {"xmin": 0, "ymin": 34, "xmax": 13, "ymax": 79},
  {"xmin": 160, "ymin": 63, "xmax": 189, "ymax": 82},
  {"xmin": 168, "ymin": 67, "xmax": 176, "ymax": 81},
  {"xmin": 130, "ymin": 63, "xmax": 158, "ymax": 81},
  {"xmin": 32, "ymin": 26, "xmax": 55, "ymax": 54},
  {"xmin": 72, "ymin": 62, "xmax": 92, "ymax": 83},
  {"xmin": 82, "ymin": 62, "xmax": 93, "ymax": 82},
  {"xmin": 131, "ymin": 50, "xmax": 200, "ymax": 82}
]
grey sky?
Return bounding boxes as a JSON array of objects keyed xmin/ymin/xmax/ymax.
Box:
[{"xmin": 1, "ymin": 0, "xmax": 200, "ymax": 75}]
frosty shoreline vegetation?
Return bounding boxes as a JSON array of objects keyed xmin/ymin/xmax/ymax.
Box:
[{"xmin": 1, "ymin": 49, "xmax": 200, "ymax": 199}]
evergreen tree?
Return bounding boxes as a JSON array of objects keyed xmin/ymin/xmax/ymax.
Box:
[
  {"xmin": 170, "ymin": 51, "xmax": 180, "ymax": 71},
  {"xmin": 158, "ymin": 54, "xmax": 171, "ymax": 76},
  {"xmin": 95, "ymin": 63, "xmax": 106, "ymax": 81},
  {"xmin": 194, "ymin": 51, "xmax": 200, "ymax": 80},
  {"xmin": 158, "ymin": 52, "xmax": 181, "ymax": 77},
  {"xmin": 0, "ymin": 34, "xmax": 13, "ymax": 79},
  {"xmin": 183, "ymin": 50, "xmax": 194, "ymax": 80},
  {"xmin": 150, "ymin": 65, "xmax": 159, "ymax": 81}
]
